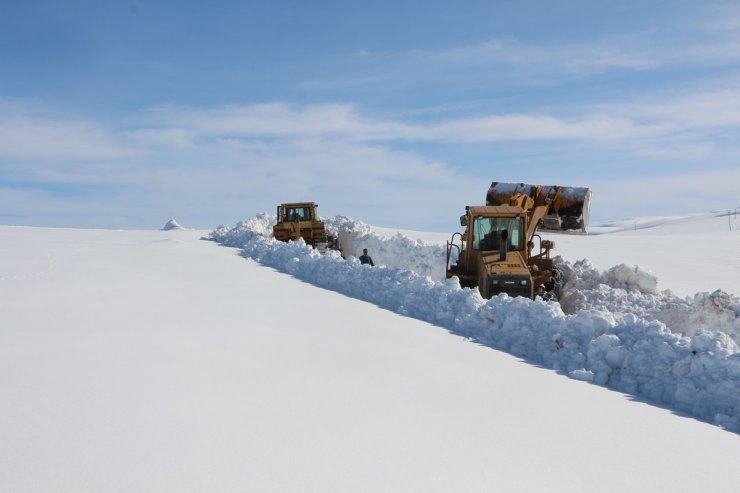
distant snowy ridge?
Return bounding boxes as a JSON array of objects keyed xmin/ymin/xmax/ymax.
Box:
[
  {"xmin": 589, "ymin": 210, "xmax": 739, "ymax": 234},
  {"xmin": 206, "ymin": 215, "xmax": 740, "ymax": 433}
]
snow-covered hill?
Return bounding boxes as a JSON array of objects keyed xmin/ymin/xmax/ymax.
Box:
[{"xmin": 1, "ymin": 216, "xmax": 739, "ymax": 492}]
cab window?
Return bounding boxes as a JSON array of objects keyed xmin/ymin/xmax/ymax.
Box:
[
  {"xmin": 472, "ymin": 216, "xmax": 525, "ymax": 250},
  {"xmin": 285, "ymin": 207, "xmax": 311, "ymax": 221}
]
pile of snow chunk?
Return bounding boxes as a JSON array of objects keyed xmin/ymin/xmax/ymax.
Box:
[
  {"xmin": 206, "ymin": 216, "xmax": 740, "ymax": 433},
  {"xmin": 605, "ymin": 263, "xmax": 659, "ymax": 292},
  {"xmin": 208, "ymin": 213, "xmax": 448, "ymax": 280},
  {"xmin": 162, "ymin": 218, "xmax": 185, "ymax": 231},
  {"xmin": 208, "ymin": 213, "xmax": 277, "ymax": 246},
  {"xmin": 559, "ymin": 259, "xmax": 740, "ymax": 344},
  {"xmin": 324, "ymin": 216, "xmax": 448, "ymax": 281}
]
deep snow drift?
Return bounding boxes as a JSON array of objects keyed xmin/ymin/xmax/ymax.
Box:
[{"xmin": 208, "ymin": 213, "xmax": 740, "ymax": 433}]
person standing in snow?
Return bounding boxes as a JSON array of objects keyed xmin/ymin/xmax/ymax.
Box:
[{"xmin": 359, "ymin": 248, "xmax": 374, "ymax": 266}]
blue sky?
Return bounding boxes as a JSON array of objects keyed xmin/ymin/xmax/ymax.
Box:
[{"xmin": 1, "ymin": 1, "xmax": 739, "ymax": 231}]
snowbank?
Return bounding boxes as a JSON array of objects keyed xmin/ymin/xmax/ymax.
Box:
[
  {"xmin": 206, "ymin": 215, "xmax": 740, "ymax": 433},
  {"xmin": 559, "ymin": 259, "xmax": 740, "ymax": 343},
  {"xmin": 325, "ymin": 216, "xmax": 448, "ymax": 280},
  {"xmin": 210, "ymin": 214, "xmax": 449, "ymax": 280}
]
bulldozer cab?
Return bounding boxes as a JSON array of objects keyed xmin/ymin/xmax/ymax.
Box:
[
  {"xmin": 277, "ymin": 204, "xmax": 315, "ymax": 222},
  {"xmin": 472, "ymin": 215, "xmax": 526, "ymax": 251},
  {"xmin": 447, "ymin": 205, "xmax": 528, "ymax": 290}
]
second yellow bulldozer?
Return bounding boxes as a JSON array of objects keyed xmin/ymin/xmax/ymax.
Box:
[{"xmin": 273, "ymin": 202, "xmax": 339, "ymax": 252}]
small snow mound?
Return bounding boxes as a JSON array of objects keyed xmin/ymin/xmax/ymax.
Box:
[
  {"xmin": 162, "ymin": 219, "xmax": 184, "ymax": 231},
  {"xmin": 204, "ymin": 212, "xmax": 275, "ymax": 245},
  {"xmin": 608, "ymin": 264, "xmax": 659, "ymax": 293}
]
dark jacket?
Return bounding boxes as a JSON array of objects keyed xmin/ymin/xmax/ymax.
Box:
[{"xmin": 359, "ymin": 254, "xmax": 374, "ymax": 266}]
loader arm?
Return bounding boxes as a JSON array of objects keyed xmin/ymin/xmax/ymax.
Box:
[{"xmin": 526, "ymin": 205, "xmax": 550, "ymax": 241}]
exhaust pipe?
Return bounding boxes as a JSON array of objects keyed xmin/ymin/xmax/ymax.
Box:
[{"xmin": 500, "ymin": 229, "xmax": 508, "ymax": 261}]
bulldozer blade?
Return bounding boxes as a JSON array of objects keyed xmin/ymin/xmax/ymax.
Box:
[{"xmin": 486, "ymin": 181, "xmax": 591, "ymax": 233}]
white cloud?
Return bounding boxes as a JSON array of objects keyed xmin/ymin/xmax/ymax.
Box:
[
  {"xmin": 432, "ymin": 38, "xmax": 659, "ymax": 73},
  {"xmin": 125, "ymin": 128, "xmax": 198, "ymax": 150},
  {"xmin": 0, "ymin": 102, "xmax": 479, "ymax": 229},
  {"xmin": 590, "ymin": 167, "xmax": 740, "ymax": 221},
  {"xmin": 139, "ymin": 103, "xmax": 417, "ymax": 141},
  {"xmin": 5, "ymin": 95, "xmax": 736, "ymax": 166},
  {"xmin": 347, "ymin": 10, "xmax": 740, "ymax": 85},
  {"xmin": 137, "ymin": 102, "xmax": 675, "ymax": 144},
  {"xmin": 3, "ymin": 92, "xmax": 739, "ymax": 169},
  {"xmin": 424, "ymin": 114, "xmax": 669, "ymax": 142},
  {"xmin": 0, "ymin": 104, "xmax": 132, "ymax": 160},
  {"xmin": 606, "ymin": 89, "xmax": 740, "ymax": 129},
  {"xmin": 2, "ymin": 94, "xmax": 739, "ymax": 229}
]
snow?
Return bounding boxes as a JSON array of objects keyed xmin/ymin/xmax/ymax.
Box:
[
  {"xmin": 208, "ymin": 213, "xmax": 740, "ymax": 435},
  {"xmin": 1, "ymin": 212, "xmax": 740, "ymax": 492},
  {"xmin": 558, "ymin": 211, "xmax": 740, "ymax": 297},
  {"xmin": 161, "ymin": 218, "xmax": 185, "ymax": 230}
]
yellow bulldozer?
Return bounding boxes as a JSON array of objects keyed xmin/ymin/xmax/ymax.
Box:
[
  {"xmin": 446, "ymin": 182, "xmax": 591, "ymax": 300},
  {"xmin": 273, "ymin": 202, "xmax": 339, "ymax": 252}
]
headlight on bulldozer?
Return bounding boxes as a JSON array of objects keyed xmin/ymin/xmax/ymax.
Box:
[{"xmin": 521, "ymin": 280, "xmax": 527, "ymax": 285}]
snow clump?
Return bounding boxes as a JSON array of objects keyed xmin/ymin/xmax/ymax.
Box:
[
  {"xmin": 559, "ymin": 259, "xmax": 740, "ymax": 344},
  {"xmin": 162, "ymin": 218, "xmax": 185, "ymax": 230}
]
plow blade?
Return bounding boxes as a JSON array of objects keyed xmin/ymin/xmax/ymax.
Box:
[{"xmin": 486, "ymin": 181, "xmax": 591, "ymax": 233}]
